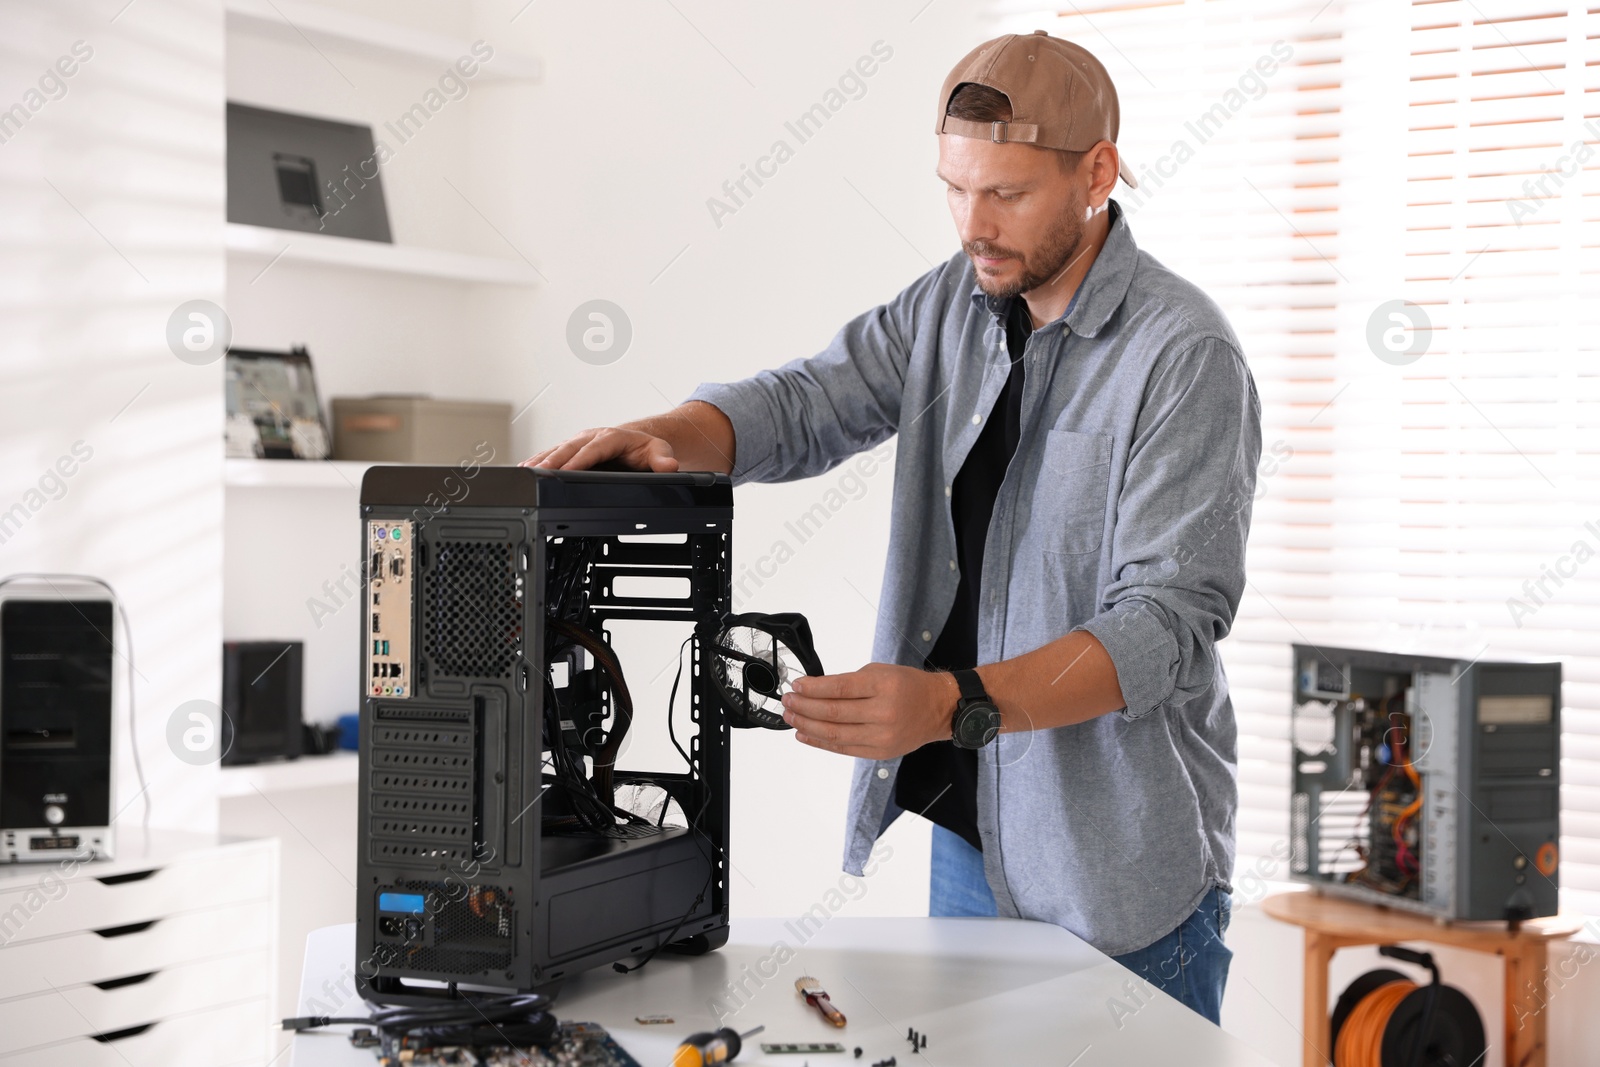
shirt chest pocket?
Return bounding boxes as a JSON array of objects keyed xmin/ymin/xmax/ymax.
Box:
[{"xmin": 1031, "ymin": 430, "xmax": 1113, "ymax": 556}]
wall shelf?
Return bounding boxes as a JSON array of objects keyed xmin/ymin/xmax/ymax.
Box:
[
  {"xmin": 225, "ymin": 223, "xmax": 541, "ymax": 287},
  {"xmin": 224, "ymin": 457, "xmax": 373, "ymax": 489},
  {"xmin": 224, "ymin": 0, "xmax": 541, "ymax": 81}
]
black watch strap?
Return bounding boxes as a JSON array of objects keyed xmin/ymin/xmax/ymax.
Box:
[{"xmin": 952, "ymin": 668, "xmax": 989, "ymax": 704}]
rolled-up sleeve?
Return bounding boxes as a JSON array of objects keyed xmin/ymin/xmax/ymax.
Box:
[
  {"xmin": 1077, "ymin": 336, "xmax": 1261, "ymax": 720},
  {"xmin": 686, "ymin": 268, "xmax": 944, "ymax": 485}
]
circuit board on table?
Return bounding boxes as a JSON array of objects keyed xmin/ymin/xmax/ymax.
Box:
[{"xmin": 355, "ymin": 1021, "xmax": 641, "ymax": 1067}]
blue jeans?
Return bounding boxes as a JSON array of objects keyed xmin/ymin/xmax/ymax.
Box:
[{"xmin": 929, "ymin": 824, "xmax": 1232, "ymax": 1025}]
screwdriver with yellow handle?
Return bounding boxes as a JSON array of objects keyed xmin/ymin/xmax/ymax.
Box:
[{"xmin": 671, "ymin": 1024, "xmax": 764, "ymax": 1066}]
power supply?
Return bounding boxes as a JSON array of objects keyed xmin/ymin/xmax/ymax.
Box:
[
  {"xmin": 355, "ymin": 466, "xmax": 775, "ymax": 1001},
  {"xmin": 0, "ymin": 577, "xmax": 119, "ymax": 863},
  {"xmin": 1290, "ymin": 644, "xmax": 1561, "ymax": 922}
]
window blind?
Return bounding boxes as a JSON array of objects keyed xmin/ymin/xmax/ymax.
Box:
[{"xmin": 993, "ymin": 0, "xmax": 1600, "ymax": 912}]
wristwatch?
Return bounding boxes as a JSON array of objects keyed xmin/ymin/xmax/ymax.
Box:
[{"xmin": 949, "ymin": 668, "xmax": 1001, "ymax": 750}]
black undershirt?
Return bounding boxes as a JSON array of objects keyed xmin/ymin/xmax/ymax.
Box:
[{"xmin": 894, "ymin": 295, "xmax": 1034, "ymax": 852}]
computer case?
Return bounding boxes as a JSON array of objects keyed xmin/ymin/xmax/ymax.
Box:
[
  {"xmin": 355, "ymin": 466, "xmax": 733, "ymax": 999},
  {"xmin": 0, "ymin": 579, "xmax": 118, "ymax": 863},
  {"xmin": 1290, "ymin": 644, "xmax": 1561, "ymax": 921}
]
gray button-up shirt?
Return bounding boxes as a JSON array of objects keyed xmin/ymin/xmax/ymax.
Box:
[{"xmin": 687, "ymin": 201, "xmax": 1261, "ymax": 956}]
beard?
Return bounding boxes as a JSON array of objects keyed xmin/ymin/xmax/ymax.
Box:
[{"xmin": 964, "ymin": 191, "xmax": 1087, "ymax": 300}]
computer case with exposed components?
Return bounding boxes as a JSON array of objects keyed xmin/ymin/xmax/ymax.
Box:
[
  {"xmin": 1289, "ymin": 644, "xmax": 1560, "ymax": 922},
  {"xmin": 355, "ymin": 466, "xmax": 733, "ymax": 999}
]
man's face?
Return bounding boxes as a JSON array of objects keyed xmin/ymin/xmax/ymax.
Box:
[{"xmin": 937, "ymin": 134, "xmax": 1089, "ymax": 300}]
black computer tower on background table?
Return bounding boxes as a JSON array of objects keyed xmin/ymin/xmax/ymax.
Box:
[{"xmin": 355, "ymin": 467, "xmax": 733, "ymax": 999}]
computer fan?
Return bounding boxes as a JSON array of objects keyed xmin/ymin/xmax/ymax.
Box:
[{"xmin": 710, "ymin": 612, "xmax": 824, "ymax": 730}]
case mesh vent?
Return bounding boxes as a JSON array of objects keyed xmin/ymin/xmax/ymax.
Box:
[
  {"xmin": 384, "ymin": 880, "xmax": 514, "ymax": 976},
  {"xmin": 375, "ymin": 706, "xmax": 470, "ymax": 722},
  {"xmin": 369, "ymin": 716, "xmax": 475, "ymax": 866},
  {"xmin": 373, "ymin": 725, "xmax": 471, "ymax": 747},
  {"xmin": 373, "ymin": 795, "xmax": 471, "ymax": 817},
  {"xmin": 425, "ymin": 540, "xmax": 522, "ymax": 679},
  {"xmin": 371, "ymin": 772, "xmax": 470, "ymax": 796},
  {"xmin": 1290, "ymin": 791, "xmax": 1310, "ymax": 874}
]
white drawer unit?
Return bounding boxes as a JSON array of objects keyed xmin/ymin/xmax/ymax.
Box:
[
  {"xmin": 0, "ymin": 998, "xmax": 270, "ymax": 1067},
  {"xmin": 0, "ymin": 831, "xmax": 278, "ymax": 1067},
  {"xmin": 0, "ymin": 899, "xmax": 273, "ymax": 1001}
]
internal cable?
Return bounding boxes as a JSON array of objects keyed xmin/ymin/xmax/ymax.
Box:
[
  {"xmin": 665, "ymin": 634, "xmax": 694, "ymax": 771},
  {"xmin": 283, "ymin": 991, "xmax": 556, "ymax": 1061},
  {"xmin": 546, "ymin": 616, "xmax": 634, "ymax": 801}
]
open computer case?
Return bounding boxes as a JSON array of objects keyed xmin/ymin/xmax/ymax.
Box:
[
  {"xmin": 1289, "ymin": 644, "xmax": 1561, "ymax": 922},
  {"xmin": 355, "ymin": 467, "xmax": 739, "ymax": 1000}
]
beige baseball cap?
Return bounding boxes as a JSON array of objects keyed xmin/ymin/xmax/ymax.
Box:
[{"xmin": 936, "ymin": 30, "xmax": 1138, "ymax": 188}]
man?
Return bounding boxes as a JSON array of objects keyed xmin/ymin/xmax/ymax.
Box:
[{"xmin": 525, "ymin": 31, "xmax": 1260, "ymax": 1024}]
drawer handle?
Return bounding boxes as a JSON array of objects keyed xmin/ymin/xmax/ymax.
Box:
[
  {"xmin": 92, "ymin": 1022, "xmax": 155, "ymax": 1043},
  {"xmin": 93, "ymin": 971, "xmax": 157, "ymax": 991},
  {"xmin": 96, "ymin": 869, "xmax": 159, "ymax": 886},
  {"xmin": 93, "ymin": 920, "xmax": 159, "ymax": 938}
]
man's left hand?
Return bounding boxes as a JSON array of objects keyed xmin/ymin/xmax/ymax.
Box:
[{"xmin": 781, "ymin": 663, "xmax": 957, "ymax": 760}]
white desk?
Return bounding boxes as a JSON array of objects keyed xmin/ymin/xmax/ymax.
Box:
[{"xmin": 289, "ymin": 919, "xmax": 1279, "ymax": 1066}]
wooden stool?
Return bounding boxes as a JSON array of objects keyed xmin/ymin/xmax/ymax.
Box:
[{"xmin": 1262, "ymin": 890, "xmax": 1584, "ymax": 1067}]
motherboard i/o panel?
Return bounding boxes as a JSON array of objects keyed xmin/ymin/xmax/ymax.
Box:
[
  {"xmin": 367, "ymin": 519, "xmax": 413, "ymax": 699},
  {"xmin": 1290, "ymin": 645, "xmax": 1561, "ymax": 921}
]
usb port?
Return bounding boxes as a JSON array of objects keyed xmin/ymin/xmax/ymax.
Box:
[
  {"xmin": 372, "ymin": 613, "xmax": 381, "ymax": 634},
  {"xmin": 373, "ymin": 640, "xmax": 381, "ymax": 656},
  {"xmin": 30, "ymin": 835, "xmax": 78, "ymax": 851},
  {"xmin": 372, "ymin": 592, "xmax": 380, "ymax": 606},
  {"xmin": 381, "ymin": 640, "xmax": 390, "ymax": 656}
]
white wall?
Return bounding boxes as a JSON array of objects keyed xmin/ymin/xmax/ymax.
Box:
[{"xmin": 0, "ymin": 0, "xmax": 225, "ymax": 834}]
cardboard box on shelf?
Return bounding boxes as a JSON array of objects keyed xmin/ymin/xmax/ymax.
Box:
[{"xmin": 330, "ymin": 396, "xmax": 511, "ymax": 464}]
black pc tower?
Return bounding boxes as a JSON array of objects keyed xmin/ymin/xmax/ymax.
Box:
[
  {"xmin": 0, "ymin": 578, "xmax": 118, "ymax": 863},
  {"xmin": 1290, "ymin": 644, "xmax": 1561, "ymax": 922},
  {"xmin": 355, "ymin": 467, "xmax": 741, "ymax": 999}
]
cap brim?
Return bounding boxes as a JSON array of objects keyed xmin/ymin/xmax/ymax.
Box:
[{"xmin": 1118, "ymin": 155, "xmax": 1138, "ymax": 189}]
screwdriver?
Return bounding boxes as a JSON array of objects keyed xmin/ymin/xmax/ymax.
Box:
[
  {"xmin": 672, "ymin": 1024, "xmax": 765, "ymax": 1066},
  {"xmin": 795, "ymin": 976, "xmax": 846, "ymax": 1027}
]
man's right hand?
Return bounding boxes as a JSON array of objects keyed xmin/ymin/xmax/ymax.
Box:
[
  {"xmin": 521, "ymin": 401, "xmax": 737, "ymax": 475},
  {"xmin": 521, "ymin": 426, "xmax": 680, "ymax": 472}
]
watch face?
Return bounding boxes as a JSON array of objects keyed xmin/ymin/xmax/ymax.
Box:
[{"xmin": 955, "ymin": 700, "xmax": 1001, "ymax": 749}]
